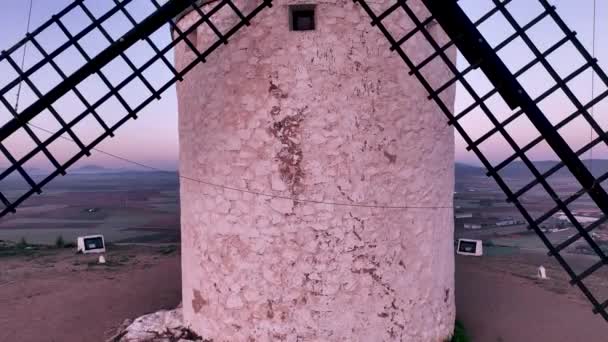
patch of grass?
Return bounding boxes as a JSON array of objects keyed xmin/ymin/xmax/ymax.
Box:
[
  {"xmin": 16, "ymin": 237, "xmax": 28, "ymax": 249},
  {"xmin": 0, "ymin": 249, "xmax": 19, "ymax": 257},
  {"xmin": 0, "ymin": 238, "xmax": 39, "ymax": 258},
  {"xmin": 114, "ymin": 232, "xmax": 180, "ymax": 244},
  {"xmin": 450, "ymin": 320, "xmax": 470, "ymax": 342},
  {"xmin": 158, "ymin": 245, "xmax": 178, "ymax": 255},
  {"xmin": 483, "ymin": 240, "xmax": 495, "ymax": 247}
]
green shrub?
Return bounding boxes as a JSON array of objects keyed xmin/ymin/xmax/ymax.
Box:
[
  {"xmin": 16, "ymin": 237, "xmax": 28, "ymax": 249},
  {"xmin": 451, "ymin": 320, "xmax": 470, "ymax": 342},
  {"xmin": 55, "ymin": 235, "xmax": 65, "ymax": 248}
]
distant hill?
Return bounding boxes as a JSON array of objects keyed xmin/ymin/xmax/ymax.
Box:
[
  {"xmin": 0, "ymin": 166, "xmax": 52, "ymax": 176},
  {"xmin": 5, "ymin": 160, "xmax": 608, "ymax": 180},
  {"xmin": 70, "ymin": 164, "xmax": 170, "ymax": 174},
  {"xmin": 1, "ymin": 164, "xmax": 175, "ymax": 177},
  {"xmin": 456, "ymin": 159, "xmax": 608, "ymax": 179},
  {"xmin": 24, "ymin": 167, "xmax": 48, "ymax": 175},
  {"xmin": 71, "ymin": 164, "xmax": 111, "ymax": 174},
  {"xmin": 455, "ymin": 162, "xmax": 485, "ymax": 178}
]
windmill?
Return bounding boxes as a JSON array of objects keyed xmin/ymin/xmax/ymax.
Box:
[{"xmin": 0, "ymin": 0, "xmax": 606, "ymax": 340}]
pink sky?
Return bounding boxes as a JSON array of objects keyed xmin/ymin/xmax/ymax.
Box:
[{"xmin": 0, "ymin": 0, "xmax": 607, "ymax": 171}]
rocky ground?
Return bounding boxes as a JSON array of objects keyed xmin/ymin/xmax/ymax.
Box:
[{"xmin": 109, "ymin": 308, "xmax": 205, "ymax": 342}]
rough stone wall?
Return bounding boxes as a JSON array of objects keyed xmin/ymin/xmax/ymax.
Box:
[{"xmin": 175, "ymin": 0, "xmax": 456, "ymax": 340}]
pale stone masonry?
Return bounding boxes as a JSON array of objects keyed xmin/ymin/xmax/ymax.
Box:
[{"xmin": 175, "ymin": 0, "xmax": 456, "ymax": 340}]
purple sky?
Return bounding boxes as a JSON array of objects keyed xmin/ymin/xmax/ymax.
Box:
[
  {"xmin": 0, "ymin": 0, "xmax": 606, "ymax": 171},
  {"xmin": 0, "ymin": 0, "xmax": 179, "ymax": 170}
]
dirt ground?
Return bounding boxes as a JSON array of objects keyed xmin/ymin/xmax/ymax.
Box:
[
  {"xmin": 1, "ymin": 245, "xmax": 607, "ymax": 341},
  {"xmin": 0, "ymin": 245, "xmax": 181, "ymax": 342},
  {"xmin": 456, "ymin": 249, "xmax": 608, "ymax": 342}
]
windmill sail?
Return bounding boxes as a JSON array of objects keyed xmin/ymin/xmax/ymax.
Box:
[
  {"xmin": 0, "ymin": 0, "xmax": 271, "ymax": 216},
  {"xmin": 353, "ymin": 0, "xmax": 608, "ymax": 320}
]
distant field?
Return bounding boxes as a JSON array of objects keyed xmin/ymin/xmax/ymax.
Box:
[
  {"xmin": 0, "ymin": 171, "xmax": 180, "ymax": 245},
  {"xmin": 3, "ymin": 165, "xmax": 606, "ymax": 250},
  {"xmin": 455, "ymin": 169, "xmax": 608, "ymax": 255}
]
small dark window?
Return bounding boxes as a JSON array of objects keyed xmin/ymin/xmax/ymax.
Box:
[
  {"xmin": 458, "ymin": 241, "xmax": 477, "ymax": 253},
  {"xmin": 290, "ymin": 5, "xmax": 315, "ymax": 31},
  {"xmin": 84, "ymin": 237, "xmax": 104, "ymax": 250}
]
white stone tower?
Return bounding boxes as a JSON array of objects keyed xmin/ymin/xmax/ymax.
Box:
[{"xmin": 174, "ymin": 0, "xmax": 456, "ymax": 340}]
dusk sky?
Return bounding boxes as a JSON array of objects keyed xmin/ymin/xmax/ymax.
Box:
[{"xmin": 0, "ymin": 0, "xmax": 606, "ymax": 171}]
